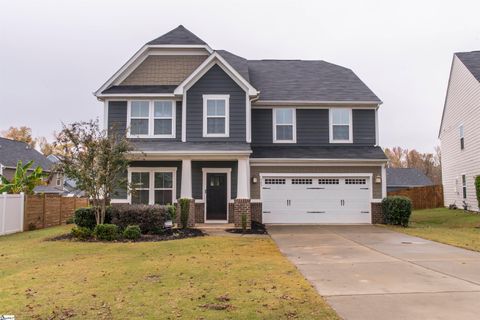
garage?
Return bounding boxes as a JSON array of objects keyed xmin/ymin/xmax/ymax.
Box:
[{"xmin": 261, "ymin": 175, "xmax": 372, "ymax": 224}]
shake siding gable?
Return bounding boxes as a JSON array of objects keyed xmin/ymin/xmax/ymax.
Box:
[
  {"xmin": 186, "ymin": 64, "xmax": 246, "ymax": 142},
  {"xmin": 440, "ymin": 55, "xmax": 480, "ymax": 211}
]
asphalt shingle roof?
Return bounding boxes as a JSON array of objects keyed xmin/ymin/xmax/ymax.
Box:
[
  {"xmin": 147, "ymin": 25, "xmax": 207, "ymax": 45},
  {"xmin": 102, "ymin": 85, "xmax": 177, "ymax": 94},
  {"xmin": 251, "ymin": 146, "xmax": 387, "ymax": 160},
  {"xmin": 0, "ymin": 137, "xmax": 53, "ymax": 170},
  {"xmin": 456, "ymin": 51, "xmax": 480, "ymax": 82},
  {"xmin": 386, "ymin": 168, "xmax": 434, "ymax": 187}
]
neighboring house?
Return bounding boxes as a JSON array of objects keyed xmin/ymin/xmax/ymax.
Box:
[
  {"xmin": 386, "ymin": 168, "xmax": 434, "ymax": 192},
  {"xmin": 0, "ymin": 137, "xmax": 63, "ymax": 193},
  {"xmin": 95, "ymin": 25, "xmax": 387, "ymax": 225},
  {"xmin": 439, "ymin": 51, "xmax": 480, "ymax": 211}
]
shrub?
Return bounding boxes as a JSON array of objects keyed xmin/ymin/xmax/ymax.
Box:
[
  {"xmin": 166, "ymin": 204, "xmax": 177, "ymax": 221},
  {"xmin": 382, "ymin": 196, "xmax": 412, "ymax": 227},
  {"xmin": 71, "ymin": 226, "xmax": 93, "ymax": 240},
  {"xmin": 93, "ymin": 224, "xmax": 119, "ymax": 241},
  {"xmin": 110, "ymin": 204, "xmax": 167, "ymax": 234},
  {"xmin": 475, "ymin": 176, "xmax": 480, "ymax": 209},
  {"xmin": 178, "ymin": 198, "xmax": 190, "ymax": 229},
  {"xmin": 65, "ymin": 216, "xmax": 75, "ymax": 224},
  {"xmin": 123, "ymin": 225, "xmax": 141, "ymax": 240},
  {"xmin": 73, "ymin": 207, "xmax": 112, "ymax": 230}
]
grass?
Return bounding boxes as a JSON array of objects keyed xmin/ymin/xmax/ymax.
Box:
[
  {"xmin": 388, "ymin": 208, "xmax": 480, "ymax": 251},
  {"xmin": 0, "ymin": 226, "xmax": 338, "ymax": 320}
]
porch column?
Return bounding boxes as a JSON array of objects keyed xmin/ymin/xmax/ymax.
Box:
[
  {"xmin": 180, "ymin": 159, "xmax": 192, "ymax": 199},
  {"xmin": 236, "ymin": 158, "xmax": 249, "ymax": 199}
]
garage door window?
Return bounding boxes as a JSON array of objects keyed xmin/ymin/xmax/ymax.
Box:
[
  {"xmin": 319, "ymin": 178, "xmax": 339, "ymax": 185},
  {"xmin": 273, "ymin": 108, "xmax": 296, "ymax": 143},
  {"xmin": 330, "ymin": 108, "xmax": 352, "ymax": 143},
  {"xmin": 292, "ymin": 178, "xmax": 312, "ymax": 184},
  {"xmin": 345, "ymin": 178, "xmax": 367, "ymax": 184},
  {"xmin": 264, "ymin": 178, "xmax": 286, "ymax": 185}
]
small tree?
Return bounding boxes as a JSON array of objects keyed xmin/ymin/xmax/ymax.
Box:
[
  {"xmin": 178, "ymin": 198, "xmax": 190, "ymax": 229},
  {"xmin": 55, "ymin": 120, "xmax": 131, "ymax": 225},
  {"xmin": 0, "ymin": 160, "xmax": 48, "ymax": 194}
]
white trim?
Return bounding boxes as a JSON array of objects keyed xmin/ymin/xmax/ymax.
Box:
[
  {"xmin": 104, "ymin": 100, "xmax": 109, "ymax": 131},
  {"xmin": 98, "ymin": 93, "xmax": 177, "ymax": 99},
  {"xmin": 272, "ymin": 108, "xmax": 297, "ymax": 143},
  {"xmin": 329, "ymin": 108, "xmax": 353, "ymax": 143},
  {"xmin": 375, "ymin": 108, "xmax": 379, "ymax": 146},
  {"xmin": 174, "ymin": 52, "xmax": 259, "ymax": 96},
  {"xmin": 254, "ymin": 100, "xmax": 382, "ymax": 106},
  {"xmin": 110, "ymin": 199, "xmax": 129, "ymax": 204},
  {"xmin": 126, "ymin": 100, "xmax": 176, "ymax": 139},
  {"xmin": 381, "ymin": 163, "xmax": 387, "ymax": 199},
  {"xmin": 127, "ymin": 167, "xmax": 177, "ymax": 205},
  {"xmin": 202, "ymin": 168, "xmax": 232, "ymax": 223},
  {"xmin": 246, "ymin": 95, "xmax": 252, "ymax": 143},
  {"xmin": 94, "ymin": 44, "xmax": 212, "ymax": 96},
  {"xmin": 250, "ymin": 158, "xmax": 387, "ymax": 165},
  {"xmin": 128, "ymin": 150, "xmax": 251, "ymax": 155},
  {"xmin": 202, "ymin": 94, "xmax": 230, "ymax": 138}
]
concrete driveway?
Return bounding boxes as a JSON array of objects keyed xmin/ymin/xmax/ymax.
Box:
[{"xmin": 268, "ymin": 225, "xmax": 480, "ymax": 320}]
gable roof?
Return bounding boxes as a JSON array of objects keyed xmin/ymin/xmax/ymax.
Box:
[
  {"xmin": 0, "ymin": 137, "xmax": 53, "ymax": 170},
  {"xmin": 386, "ymin": 168, "xmax": 434, "ymax": 187},
  {"xmin": 147, "ymin": 25, "xmax": 207, "ymax": 45},
  {"xmin": 456, "ymin": 51, "xmax": 480, "ymax": 82}
]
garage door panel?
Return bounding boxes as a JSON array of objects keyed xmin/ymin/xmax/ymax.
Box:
[{"xmin": 261, "ymin": 175, "xmax": 372, "ymax": 224}]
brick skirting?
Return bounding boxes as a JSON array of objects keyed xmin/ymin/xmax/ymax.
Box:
[
  {"xmin": 233, "ymin": 199, "xmax": 251, "ymax": 229},
  {"xmin": 251, "ymin": 202, "xmax": 262, "ymax": 224},
  {"xmin": 195, "ymin": 202, "xmax": 204, "ymax": 223},
  {"xmin": 371, "ymin": 202, "xmax": 384, "ymax": 224}
]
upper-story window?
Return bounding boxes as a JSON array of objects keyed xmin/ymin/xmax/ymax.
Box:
[
  {"xmin": 459, "ymin": 124, "xmax": 464, "ymax": 150},
  {"xmin": 203, "ymin": 95, "xmax": 230, "ymax": 137},
  {"xmin": 127, "ymin": 100, "xmax": 175, "ymax": 138},
  {"xmin": 330, "ymin": 108, "xmax": 352, "ymax": 143},
  {"xmin": 273, "ymin": 108, "xmax": 296, "ymax": 143}
]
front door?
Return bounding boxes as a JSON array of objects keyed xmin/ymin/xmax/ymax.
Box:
[{"xmin": 206, "ymin": 173, "xmax": 227, "ymax": 221}]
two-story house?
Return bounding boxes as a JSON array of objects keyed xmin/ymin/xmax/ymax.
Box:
[
  {"xmin": 439, "ymin": 51, "xmax": 480, "ymax": 211},
  {"xmin": 95, "ymin": 25, "xmax": 387, "ymax": 226}
]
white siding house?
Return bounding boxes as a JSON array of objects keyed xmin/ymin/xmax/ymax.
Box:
[{"xmin": 439, "ymin": 51, "xmax": 480, "ymax": 211}]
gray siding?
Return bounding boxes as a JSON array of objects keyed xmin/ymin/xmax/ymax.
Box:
[
  {"xmin": 192, "ymin": 161, "xmax": 238, "ymax": 199},
  {"xmin": 353, "ymin": 109, "xmax": 376, "ymax": 145},
  {"xmin": 186, "ymin": 64, "xmax": 246, "ymax": 142},
  {"xmin": 107, "ymin": 100, "xmax": 182, "ymax": 141},
  {"xmin": 251, "ymin": 108, "xmax": 376, "ymax": 146},
  {"xmin": 108, "ymin": 101, "xmax": 127, "ymax": 137}
]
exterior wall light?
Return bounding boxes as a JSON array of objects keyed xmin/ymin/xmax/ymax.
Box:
[
  {"xmin": 375, "ymin": 175, "xmax": 382, "ymax": 184},
  {"xmin": 251, "ymin": 177, "xmax": 258, "ymax": 184}
]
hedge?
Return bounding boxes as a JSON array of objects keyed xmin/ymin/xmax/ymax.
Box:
[
  {"xmin": 110, "ymin": 204, "xmax": 167, "ymax": 234},
  {"xmin": 382, "ymin": 196, "xmax": 412, "ymax": 227},
  {"xmin": 73, "ymin": 207, "xmax": 112, "ymax": 230}
]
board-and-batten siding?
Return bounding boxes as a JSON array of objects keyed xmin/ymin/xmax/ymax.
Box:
[
  {"xmin": 440, "ymin": 55, "xmax": 480, "ymax": 211},
  {"xmin": 251, "ymin": 108, "xmax": 375, "ymax": 146},
  {"xmin": 107, "ymin": 100, "xmax": 182, "ymax": 141}
]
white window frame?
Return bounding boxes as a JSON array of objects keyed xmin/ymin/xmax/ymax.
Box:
[
  {"xmin": 127, "ymin": 167, "xmax": 177, "ymax": 205},
  {"xmin": 459, "ymin": 124, "xmax": 465, "ymax": 150},
  {"xmin": 461, "ymin": 174, "xmax": 467, "ymax": 199},
  {"xmin": 126, "ymin": 100, "xmax": 176, "ymax": 138},
  {"xmin": 273, "ymin": 108, "xmax": 297, "ymax": 143},
  {"xmin": 202, "ymin": 94, "xmax": 230, "ymax": 138},
  {"xmin": 329, "ymin": 108, "xmax": 353, "ymax": 143}
]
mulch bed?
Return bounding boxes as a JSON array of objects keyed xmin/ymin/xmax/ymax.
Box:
[
  {"xmin": 225, "ymin": 222, "xmax": 268, "ymax": 235},
  {"xmin": 47, "ymin": 228, "xmax": 205, "ymax": 243}
]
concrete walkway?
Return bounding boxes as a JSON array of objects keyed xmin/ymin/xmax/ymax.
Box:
[{"xmin": 268, "ymin": 225, "xmax": 480, "ymax": 320}]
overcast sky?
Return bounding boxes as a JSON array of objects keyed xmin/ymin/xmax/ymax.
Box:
[{"xmin": 1, "ymin": 0, "xmax": 479, "ymax": 152}]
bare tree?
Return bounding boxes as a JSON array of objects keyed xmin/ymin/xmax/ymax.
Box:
[{"xmin": 2, "ymin": 126, "xmax": 36, "ymax": 148}]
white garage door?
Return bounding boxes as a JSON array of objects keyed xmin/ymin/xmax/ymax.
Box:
[{"xmin": 261, "ymin": 175, "xmax": 372, "ymax": 224}]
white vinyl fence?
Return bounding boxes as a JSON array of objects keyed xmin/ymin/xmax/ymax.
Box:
[{"xmin": 0, "ymin": 192, "xmax": 24, "ymax": 236}]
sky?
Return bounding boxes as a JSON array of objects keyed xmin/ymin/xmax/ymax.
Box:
[{"xmin": 1, "ymin": 0, "xmax": 479, "ymax": 153}]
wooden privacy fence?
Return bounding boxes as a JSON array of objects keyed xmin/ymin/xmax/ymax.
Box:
[
  {"xmin": 388, "ymin": 185, "xmax": 444, "ymax": 210},
  {"xmin": 24, "ymin": 195, "xmax": 89, "ymax": 230}
]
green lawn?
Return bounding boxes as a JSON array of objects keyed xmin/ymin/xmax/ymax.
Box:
[
  {"xmin": 0, "ymin": 226, "xmax": 337, "ymax": 320},
  {"xmin": 389, "ymin": 208, "xmax": 480, "ymax": 251}
]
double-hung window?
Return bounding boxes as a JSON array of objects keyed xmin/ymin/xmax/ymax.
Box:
[
  {"xmin": 130, "ymin": 168, "xmax": 176, "ymax": 205},
  {"xmin": 128, "ymin": 100, "xmax": 175, "ymax": 138},
  {"xmin": 459, "ymin": 125, "xmax": 465, "ymax": 150},
  {"xmin": 203, "ymin": 95, "xmax": 229, "ymax": 137},
  {"xmin": 462, "ymin": 174, "xmax": 467, "ymax": 199},
  {"xmin": 330, "ymin": 108, "xmax": 352, "ymax": 143},
  {"xmin": 273, "ymin": 108, "xmax": 296, "ymax": 143}
]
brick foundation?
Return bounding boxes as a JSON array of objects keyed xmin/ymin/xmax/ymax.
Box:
[
  {"xmin": 371, "ymin": 202, "xmax": 384, "ymax": 224},
  {"xmin": 176, "ymin": 199, "xmax": 196, "ymax": 228},
  {"xmin": 233, "ymin": 199, "xmax": 251, "ymax": 229},
  {"xmin": 228, "ymin": 203, "xmax": 234, "ymax": 223},
  {"xmin": 251, "ymin": 202, "xmax": 262, "ymax": 224},
  {"xmin": 195, "ymin": 202, "xmax": 204, "ymax": 223}
]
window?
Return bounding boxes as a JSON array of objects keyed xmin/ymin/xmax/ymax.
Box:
[
  {"xmin": 318, "ymin": 178, "xmax": 339, "ymax": 185},
  {"xmin": 462, "ymin": 174, "xmax": 467, "ymax": 199},
  {"xmin": 291, "ymin": 178, "xmax": 313, "ymax": 185},
  {"xmin": 129, "ymin": 168, "xmax": 176, "ymax": 205},
  {"xmin": 459, "ymin": 125, "xmax": 464, "ymax": 150},
  {"xmin": 273, "ymin": 108, "xmax": 296, "ymax": 143},
  {"xmin": 128, "ymin": 100, "xmax": 175, "ymax": 138},
  {"xmin": 55, "ymin": 176, "xmax": 62, "ymax": 187},
  {"xmin": 330, "ymin": 108, "xmax": 352, "ymax": 143},
  {"xmin": 203, "ymin": 95, "xmax": 229, "ymax": 137},
  {"xmin": 264, "ymin": 178, "xmax": 286, "ymax": 185},
  {"xmin": 345, "ymin": 178, "xmax": 367, "ymax": 185}
]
